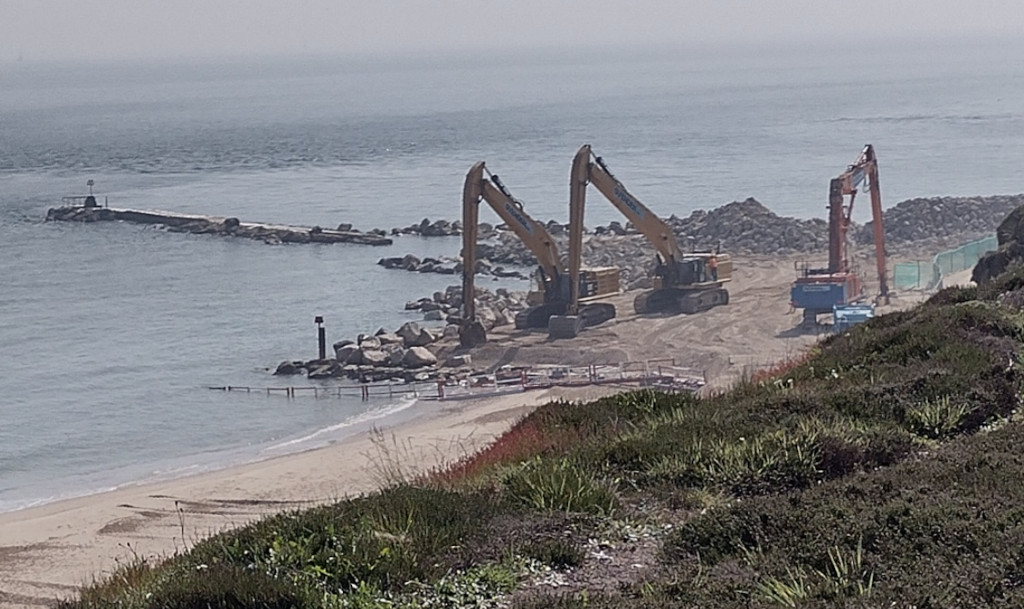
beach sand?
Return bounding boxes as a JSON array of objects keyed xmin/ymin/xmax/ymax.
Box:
[
  {"xmin": 0, "ymin": 385, "xmax": 622, "ymax": 608},
  {"xmin": 0, "ymin": 250, "xmax": 960, "ymax": 607}
]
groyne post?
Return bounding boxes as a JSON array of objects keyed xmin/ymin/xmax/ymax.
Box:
[{"xmin": 315, "ymin": 316, "xmax": 326, "ymax": 360}]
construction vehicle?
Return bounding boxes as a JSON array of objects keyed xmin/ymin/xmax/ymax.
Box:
[
  {"xmin": 790, "ymin": 144, "xmax": 889, "ymax": 327},
  {"xmin": 548, "ymin": 144, "xmax": 732, "ymax": 338},
  {"xmin": 459, "ymin": 161, "xmax": 618, "ymax": 347}
]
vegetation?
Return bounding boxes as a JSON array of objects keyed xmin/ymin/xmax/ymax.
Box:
[{"xmin": 61, "ymin": 269, "xmax": 1024, "ymax": 608}]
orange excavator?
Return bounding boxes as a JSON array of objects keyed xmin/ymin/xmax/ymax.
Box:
[
  {"xmin": 549, "ymin": 144, "xmax": 732, "ymax": 339},
  {"xmin": 459, "ymin": 161, "xmax": 617, "ymax": 347},
  {"xmin": 790, "ymin": 144, "xmax": 889, "ymax": 327}
]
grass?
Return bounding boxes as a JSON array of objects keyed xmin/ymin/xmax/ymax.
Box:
[{"xmin": 60, "ymin": 262, "xmax": 1024, "ymax": 608}]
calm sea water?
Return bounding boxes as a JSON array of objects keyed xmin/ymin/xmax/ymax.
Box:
[{"xmin": 1, "ymin": 40, "xmax": 1022, "ymax": 512}]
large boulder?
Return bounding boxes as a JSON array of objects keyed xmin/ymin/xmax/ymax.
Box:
[
  {"xmin": 376, "ymin": 332, "xmax": 404, "ymax": 346},
  {"xmin": 402, "ymin": 346, "xmax": 438, "ymax": 368},
  {"xmin": 385, "ymin": 345, "xmax": 407, "ymax": 367},
  {"xmin": 274, "ymin": 360, "xmax": 302, "ymax": 376},
  {"xmin": 358, "ymin": 335, "xmax": 382, "ymax": 350},
  {"xmin": 973, "ymin": 206, "xmax": 1024, "ymax": 284},
  {"xmin": 334, "ymin": 343, "xmax": 361, "ymax": 364},
  {"xmin": 360, "ymin": 349, "xmax": 389, "ymax": 367},
  {"xmin": 397, "ymin": 321, "xmax": 433, "ymax": 347}
]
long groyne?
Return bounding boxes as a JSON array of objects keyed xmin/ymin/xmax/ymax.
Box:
[{"xmin": 45, "ymin": 203, "xmax": 393, "ymax": 246}]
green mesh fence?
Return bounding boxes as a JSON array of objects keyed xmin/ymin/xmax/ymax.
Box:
[
  {"xmin": 894, "ymin": 262, "xmax": 936, "ymax": 290},
  {"xmin": 893, "ymin": 235, "xmax": 997, "ymax": 290}
]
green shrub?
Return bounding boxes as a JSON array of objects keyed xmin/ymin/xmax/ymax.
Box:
[
  {"xmin": 522, "ymin": 539, "xmax": 585, "ymax": 570},
  {"xmin": 905, "ymin": 395, "xmax": 971, "ymax": 439},
  {"xmin": 502, "ymin": 458, "xmax": 617, "ymax": 516}
]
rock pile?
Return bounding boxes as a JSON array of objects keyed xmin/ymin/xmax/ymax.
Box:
[
  {"xmin": 403, "ymin": 285, "xmax": 528, "ymax": 328},
  {"xmin": 390, "ymin": 218, "xmax": 464, "ymax": 237},
  {"xmin": 45, "ymin": 206, "xmax": 393, "ymax": 246},
  {"xmin": 972, "ymin": 205, "xmax": 1024, "ymax": 284},
  {"xmin": 274, "ymin": 286, "xmax": 528, "ymax": 382},
  {"xmin": 377, "ymin": 253, "xmax": 530, "ymax": 280},
  {"xmin": 855, "ymin": 195, "xmax": 1024, "ymax": 245}
]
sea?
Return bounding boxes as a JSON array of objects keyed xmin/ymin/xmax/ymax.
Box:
[{"xmin": 2, "ymin": 38, "xmax": 1023, "ymax": 513}]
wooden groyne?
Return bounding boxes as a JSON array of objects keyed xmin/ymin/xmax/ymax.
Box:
[{"xmin": 45, "ymin": 204, "xmax": 393, "ymax": 246}]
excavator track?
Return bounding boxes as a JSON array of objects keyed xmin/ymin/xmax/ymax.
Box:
[
  {"xmin": 514, "ymin": 302, "xmax": 568, "ymax": 330},
  {"xmin": 634, "ymin": 288, "xmax": 729, "ymax": 315},
  {"xmin": 547, "ymin": 302, "xmax": 616, "ymax": 339}
]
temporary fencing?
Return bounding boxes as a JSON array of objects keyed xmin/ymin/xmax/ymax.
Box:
[
  {"xmin": 893, "ymin": 235, "xmax": 996, "ymax": 291},
  {"xmin": 208, "ymin": 359, "xmax": 707, "ymax": 403}
]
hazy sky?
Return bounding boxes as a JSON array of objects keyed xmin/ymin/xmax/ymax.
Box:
[{"xmin": 3, "ymin": 0, "xmax": 1022, "ymax": 63}]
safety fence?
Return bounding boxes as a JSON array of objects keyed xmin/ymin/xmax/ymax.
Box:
[
  {"xmin": 893, "ymin": 235, "xmax": 996, "ymax": 291},
  {"xmin": 208, "ymin": 359, "xmax": 707, "ymax": 403}
]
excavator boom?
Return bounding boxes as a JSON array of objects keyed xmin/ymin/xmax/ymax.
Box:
[
  {"xmin": 828, "ymin": 145, "xmax": 889, "ymax": 298},
  {"xmin": 791, "ymin": 144, "xmax": 889, "ymax": 328},
  {"xmin": 576, "ymin": 145, "xmax": 685, "ymax": 267},
  {"xmin": 566, "ymin": 144, "xmax": 731, "ymax": 318},
  {"xmin": 460, "ymin": 161, "xmax": 569, "ymax": 347}
]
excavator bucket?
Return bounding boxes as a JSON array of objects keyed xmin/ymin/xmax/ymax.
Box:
[{"xmin": 458, "ymin": 320, "xmax": 487, "ymax": 348}]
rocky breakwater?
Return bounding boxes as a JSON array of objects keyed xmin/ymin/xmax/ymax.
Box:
[
  {"xmin": 855, "ymin": 195, "xmax": 1024, "ymax": 247},
  {"xmin": 274, "ymin": 285, "xmax": 528, "ymax": 382},
  {"xmin": 404, "ymin": 284, "xmax": 527, "ymax": 328},
  {"xmin": 274, "ymin": 321, "xmax": 453, "ymax": 384},
  {"xmin": 45, "ymin": 206, "xmax": 393, "ymax": 246},
  {"xmin": 390, "ymin": 217, "xmax": 464, "ymax": 237},
  {"xmin": 377, "ymin": 198, "xmax": 832, "ymax": 290}
]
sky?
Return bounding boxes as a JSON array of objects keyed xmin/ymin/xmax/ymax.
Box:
[{"xmin": 2, "ymin": 0, "xmax": 1022, "ymax": 64}]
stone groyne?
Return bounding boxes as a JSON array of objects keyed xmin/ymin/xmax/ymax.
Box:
[{"xmin": 45, "ymin": 205, "xmax": 393, "ymax": 246}]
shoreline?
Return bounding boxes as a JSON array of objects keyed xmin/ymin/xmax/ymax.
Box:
[{"xmin": 0, "ymin": 385, "xmax": 619, "ymax": 608}]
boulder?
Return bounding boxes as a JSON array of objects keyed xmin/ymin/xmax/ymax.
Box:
[
  {"xmin": 358, "ymin": 335, "xmax": 382, "ymax": 350},
  {"xmin": 360, "ymin": 349, "xmax": 389, "ymax": 367},
  {"xmin": 397, "ymin": 321, "xmax": 426, "ymax": 346},
  {"xmin": 386, "ymin": 345, "xmax": 406, "ymax": 367},
  {"xmin": 308, "ymin": 362, "xmax": 340, "ymax": 379},
  {"xmin": 401, "ymin": 254, "xmax": 421, "ymax": 271},
  {"xmin": 416, "ymin": 328, "xmax": 436, "ymax": 346},
  {"xmin": 423, "ymin": 310, "xmax": 445, "ymax": 321},
  {"xmin": 376, "ymin": 332, "xmax": 404, "ymax": 346},
  {"xmin": 442, "ymin": 324, "xmax": 460, "ymax": 339},
  {"xmin": 274, "ymin": 360, "xmax": 301, "ymax": 376},
  {"xmin": 402, "ymin": 346, "xmax": 438, "ymax": 368},
  {"xmin": 477, "ymin": 305, "xmax": 497, "ymax": 331},
  {"xmin": 335, "ymin": 344, "xmax": 361, "ymax": 364}
]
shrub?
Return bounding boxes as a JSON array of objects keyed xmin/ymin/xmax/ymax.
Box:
[{"xmin": 501, "ymin": 458, "xmax": 617, "ymax": 516}]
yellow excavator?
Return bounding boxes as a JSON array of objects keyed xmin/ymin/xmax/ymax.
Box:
[
  {"xmin": 548, "ymin": 144, "xmax": 732, "ymax": 338},
  {"xmin": 459, "ymin": 161, "xmax": 618, "ymax": 348}
]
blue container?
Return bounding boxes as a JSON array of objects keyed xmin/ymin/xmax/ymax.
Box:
[{"xmin": 790, "ymin": 282, "xmax": 849, "ymax": 312}]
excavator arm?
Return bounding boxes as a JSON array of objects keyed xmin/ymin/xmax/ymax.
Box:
[
  {"xmin": 829, "ymin": 145, "xmax": 889, "ymax": 301},
  {"xmin": 574, "ymin": 145, "xmax": 686, "ymax": 268},
  {"xmin": 565, "ymin": 144, "xmax": 728, "ymax": 319},
  {"xmin": 460, "ymin": 161, "xmax": 565, "ymax": 346}
]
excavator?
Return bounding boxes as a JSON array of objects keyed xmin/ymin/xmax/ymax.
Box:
[
  {"xmin": 548, "ymin": 144, "xmax": 732, "ymax": 339},
  {"xmin": 458, "ymin": 161, "xmax": 618, "ymax": 348},
  {"xmin": 790, "ymin": 144, "xmax": 889, "ymax": 327}
]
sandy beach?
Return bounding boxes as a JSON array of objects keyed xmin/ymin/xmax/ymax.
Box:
[
  {"xmin": 0, "ymin": 252, "xmax": 969, "ymax": 608},
  {"xmin": 0, "ymin": 384, "xmax": 628, "ymax": 608}
]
